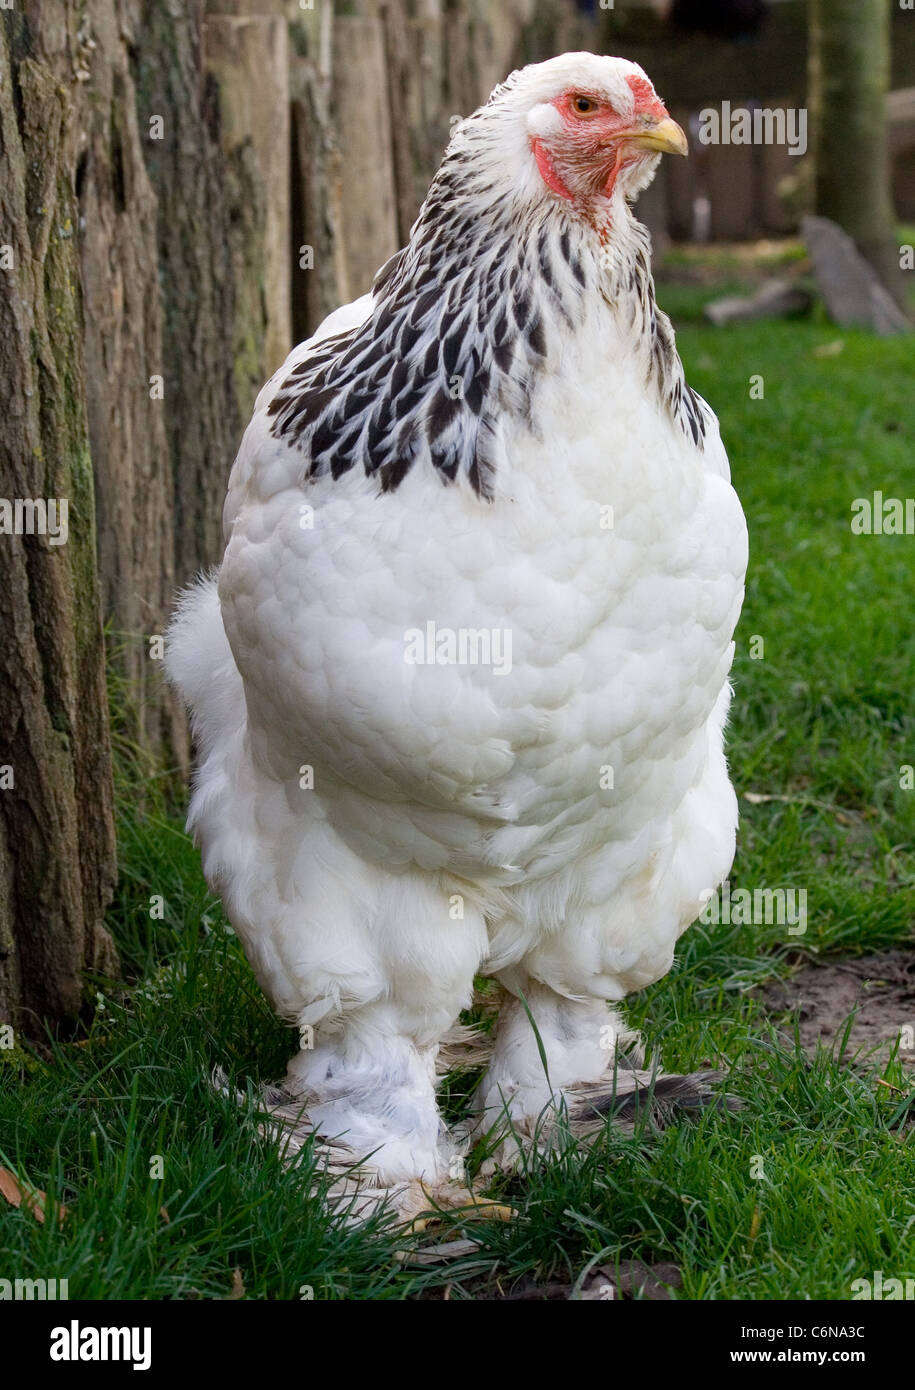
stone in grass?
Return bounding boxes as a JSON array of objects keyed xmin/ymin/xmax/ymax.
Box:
[
  {"xmin": 802, "ymin": 215, "xmax": 911, "ymax": 335},
  {"xmin": 704, "ymin": 277, "xmax": 813, "ymax": 327}
]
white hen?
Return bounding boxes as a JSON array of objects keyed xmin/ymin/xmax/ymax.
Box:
[{"xmin": 167, "ymin": 52, "xmax": 747, "ymax": 1215}]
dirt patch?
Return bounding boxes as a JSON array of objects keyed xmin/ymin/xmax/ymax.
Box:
[
  {"xmin": 490, "ymin": 1261, "xmax": 682, "ymax": 1302},
  {"xmin": 760, "ymin": 950, "xmax": 915, "ymax": 1069}
]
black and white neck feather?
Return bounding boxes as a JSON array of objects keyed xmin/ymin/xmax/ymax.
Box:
[{"xmin": 268, "ymin": 78, "xmax": 707, "ymax": 499}]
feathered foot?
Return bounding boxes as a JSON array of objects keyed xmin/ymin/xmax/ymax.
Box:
[
  {"xmin": 435, "ymin": 1020, "xmax": 495, "ymax": 1074},
  {"xmin": 565, "ymin": 1066, "xmax": 741, "ymax": 1135},
  {"xmin": 467, "ymin": 982, "xmax": 741, "ymax": 1170},
  {"xmin": 212, "ymin": 1067, "xmax": 513, "ymax": 1235},
  {"xmin": 468, "ymin": 1065, "xmax": 740, "ymax": 1176}
]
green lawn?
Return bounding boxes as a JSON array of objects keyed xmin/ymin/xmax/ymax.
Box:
[{"xmin": 2, "ymin": 271, "xmax": 914, "ymax": 1300}]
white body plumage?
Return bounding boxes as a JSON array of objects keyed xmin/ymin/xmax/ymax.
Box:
[{"xmin": 167, "ymin": 52, "xmax": 747, "ymax": 1191}]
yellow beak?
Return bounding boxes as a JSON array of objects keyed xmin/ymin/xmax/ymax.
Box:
[{"xmin": 619, "ymin": 115, "xmax": 689, "ymax": 158}]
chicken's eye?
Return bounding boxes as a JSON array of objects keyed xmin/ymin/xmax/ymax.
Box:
[{"xmin": 571, "ymin": 95, "xmax": 600, "ymax": 116}]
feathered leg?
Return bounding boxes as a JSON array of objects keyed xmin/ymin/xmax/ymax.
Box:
[
  {"xmin": 471, "ymin": 979, "xmax": 733, "ymax": 1166},
  {"xmin": 227, "ymin": 873, "xmax": 493, "ymax": 1219},
  {"xmin": 167, "ymin": 578, "xmax": 506, "ymax": 1223}
]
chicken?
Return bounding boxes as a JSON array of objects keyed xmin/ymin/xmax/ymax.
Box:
[{"xmin": 166, "ymin": 51, "xmax": 747, "ymax": 1217}]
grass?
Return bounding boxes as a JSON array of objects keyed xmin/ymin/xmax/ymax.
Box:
[{"xmin": 2, "ymin": 254, "xmax": 915, "ymax": 1299}]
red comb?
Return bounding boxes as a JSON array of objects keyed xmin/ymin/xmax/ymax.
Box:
[{"xmin": 626, "ymin": 74, "xmax": 667, "ymax": 117}]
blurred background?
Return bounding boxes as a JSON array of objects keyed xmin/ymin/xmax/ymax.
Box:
[{"xmin": 1, "ymin": 0, "xmax": 913, "ymax": 1033}]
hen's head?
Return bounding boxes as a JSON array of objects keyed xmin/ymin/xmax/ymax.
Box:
[
  {"xmin": 271, "ymin": 57, "xmax": 699, "ymax": 500},
  {"xmin": 453, "ymin": 52, "xmax": 686, "ymax": 228}
]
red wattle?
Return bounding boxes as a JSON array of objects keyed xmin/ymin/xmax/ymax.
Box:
[
  {"xmin": 603, "ymin": 147, "xmax": 624, "ymax": 201},
  {"xmin": 531, "ymin": 139, "xmax": 574, "ymax": 201}
]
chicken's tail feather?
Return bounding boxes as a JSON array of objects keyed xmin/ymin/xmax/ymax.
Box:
[{"xmin": 164, "ymin": 571, "xmax": 246, "ymax": 760}]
